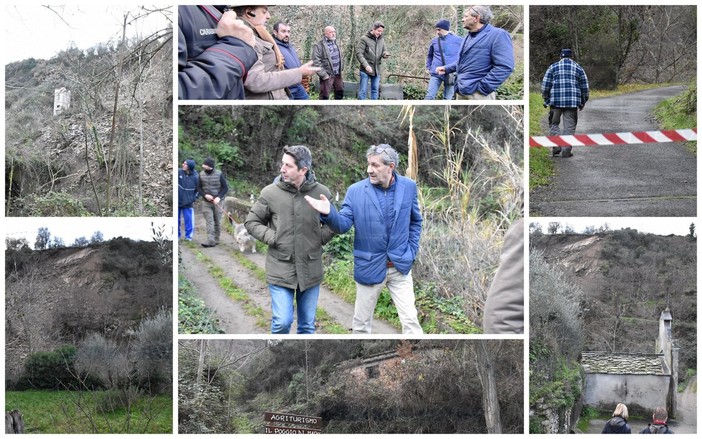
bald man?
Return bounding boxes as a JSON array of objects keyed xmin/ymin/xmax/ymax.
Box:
[{"xmin": 312, "ymin": 26, "xmax": 345, "ymax": 100}]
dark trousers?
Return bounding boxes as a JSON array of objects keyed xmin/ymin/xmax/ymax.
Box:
[{"xmin": 319, "ymin": 74, "xmax": 345, "ymax": 100}]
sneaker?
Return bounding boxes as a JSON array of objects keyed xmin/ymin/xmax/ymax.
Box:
[
  {"xmin": 562, "ymin": 152, "xmax": 574, "ymax": 158},
  {"xmin": 201, "ymin": 243, "xmax": 215, "ymax": 248},
  {"xmin": 552, "ymin": 148, "xmax": 561, "ymax": 157}
]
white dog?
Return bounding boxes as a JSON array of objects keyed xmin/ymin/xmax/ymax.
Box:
[{"xmin": 235, "ymin": 224, "xmax": 256, "ymax": 253}]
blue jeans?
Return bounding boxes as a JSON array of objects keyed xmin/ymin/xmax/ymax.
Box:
[
  {"xmin": 289, "ymin": 84, "xmax": 309, "ymax": 100},
  {"xmin": 424, "ymin": 75, "xmax": 455, "ymax": 100},
  {"xmin": 178, "ymin": 207, "xmax": 194, "ymax": 240},
  {"xmin": 269, "ymin": 284, "xmax": 320, "ymax": 334},
  {"xmin": 358, "ymin": 70, "xmax": 380, "ymax": 100}
]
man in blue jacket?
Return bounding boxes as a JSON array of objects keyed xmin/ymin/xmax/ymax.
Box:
[
  {"xmin": 425, "ymin": 19, "xmax": 463, "ymax": 100},
  {"xmin": 436, "ymin": 5, "xmax": 514, "ymax": 100},
  {"xmin": 272, "ymin": 22, "xmax": 310, "ymax": 100},
  {"xmin": 305, "ymin": 144, "xmax": 424, "ymax": 334},
  {"xmin": 178, "ymin": 159, "xmax": 199, "ymax": 241},
  {"xmin": 178, "ymin": 5, "xmax": 258, "ymax": 100}
]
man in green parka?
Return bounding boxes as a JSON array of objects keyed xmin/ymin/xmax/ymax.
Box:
[
  {"xmin": 245, "ymin": 145, "xmax": 335, "ymax": 334},
  {"xmin": 356, "ymin": 21, "xmax": 390, "ymax": 100}
]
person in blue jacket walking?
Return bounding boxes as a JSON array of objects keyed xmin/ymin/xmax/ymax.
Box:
[
  {"xmin": 436, "ymin": 5, "xmax": 514, "ymax": 100},
  {"xmin": 178, "ymin": 159, "xmax": 199, "ymax": 241},
  {"xmin": 305, "ymin": 144, "xmax": 424, "ymax": 334}
]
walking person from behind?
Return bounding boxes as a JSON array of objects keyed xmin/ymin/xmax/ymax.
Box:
[
  {"xmin": 355, "ymin": 21, "xmax": 390, "ymax": 100},
  {"xmin": 197, "ymin": 157, "xmax": 228, "ymax": 248},
  {"xmin": 245, "ymin": 146, "xmax": 335, "ymax": 334},
  {"xmin": 640, "ymin": 406, "xmax": 674, "ymax": 434},
  {"xmin": 305, "ymin": 144, "xmax": 423, "ymax": 334},
  {"xmin": 435, "ymin": 5, "xmax": 514, "ymax": 100},
  {"xmin": 542, "ymin": 48, "xmax": 589, "ymax": 158},
  {"xmin": 272, "ymin": 21, "xmax": 310, "ymax": 100},
  {"xmin": 313, "ymin": 26, "xmax": 345, "ymax": 100},
  {"xmin": 601, "ymin": 403, "xmax": 632, "ymax": 434},
  {"xmin": 178, "ymin": 159, "xmax": 199, "ymax": 241},
  {"xmin": 425, "ymin": 19, "xmax": 463, "ymax": 100}
]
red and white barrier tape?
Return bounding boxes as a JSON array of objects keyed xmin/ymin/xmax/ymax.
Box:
[{"xmin": 529, "ymin": 128, "xmax": 697, "ymax": 147}]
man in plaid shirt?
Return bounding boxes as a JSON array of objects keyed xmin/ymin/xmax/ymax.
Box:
[{"xmin": 541, "ymin": 48, "xmax": 589, "ymax": 158}]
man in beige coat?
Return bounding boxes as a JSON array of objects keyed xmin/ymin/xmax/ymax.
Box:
[
  {"xmin": 483, "ymin": 218, "xmax": 524, "ymax": 333},
  {"xmin": 234, "ymin": 5, "xmax": 319, "ymax": 99}
]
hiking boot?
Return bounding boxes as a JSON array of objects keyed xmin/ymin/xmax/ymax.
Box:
[
  {"xmin": 201, "ymin": 243, "xmax": 215, "ymax": 248},
  {"xmin": 552, "ymin": 147, "xmax": 561, "ymax": 157}
]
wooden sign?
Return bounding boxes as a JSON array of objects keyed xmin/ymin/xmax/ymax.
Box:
[
  {"xmin": 264, "ymin": 411, "xmax": 322, "ymax": 434},
  {"xmin": 264, "ymin": 426, "xmax": 321, "ymax": 434}
]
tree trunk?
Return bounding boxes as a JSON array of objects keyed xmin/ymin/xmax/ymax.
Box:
[{"xmin": 474, "ymin": 340, "xmax": 503, "ymax": 434}]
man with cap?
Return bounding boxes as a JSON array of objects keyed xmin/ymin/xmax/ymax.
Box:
[
  {"xmin": 245, "ymin": 146, "xmax": 335, "ymax": 334},
  {"xmin": 178, "ymin": 159, "xmax": 199, "ymax": 241},
  {"xmin": 197, "ymin": 158, "xmax": 229, "ymax": 248},
  {"xmin": 356, "ymin": 21, "xmax": 390, "ymax": 100},
  {"xmin": 435, "ymin": 5, "xmax": 514, "ymax": 100},
  {"xmin": 425, "ymin": 19, "xmax": 464, "ymax": 100},
  {"xmin": 541, "ymin": 48, "xmax": 589, "ymax": 158}
]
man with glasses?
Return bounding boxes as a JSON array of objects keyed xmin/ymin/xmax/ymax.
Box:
[
  {"xmin": 436, "ymin": 5, "xmax": 514, "ymax": 100},
  {"xmin": 245, "ymin": 145, "xmax": 335, "ymax": 334},
  {"xmin": 305, "ymin": 145, "xmax": 424, "ymax": 334}
]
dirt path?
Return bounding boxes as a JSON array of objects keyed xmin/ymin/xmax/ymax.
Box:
[
  {"xmin": 583, "ymin": 376, "xmax": 697, "ymax": 434},
  {"xmin": 180, "ymin": 247, "xmax": 265, "ymax": 334},
  {"xmin": 178, "ymin": 208, "xmax": 399, "ymax": 335}
]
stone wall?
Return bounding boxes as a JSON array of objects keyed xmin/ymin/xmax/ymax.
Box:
[{"xmin": 583, "ymin": 372, "xmax": 671, "ymax": 416}]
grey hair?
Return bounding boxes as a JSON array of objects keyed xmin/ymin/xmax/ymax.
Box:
[
  {"xmin": 366, "ymin": 144, "xmax": 399, "ymax": 167},
  {"xmin": 283, "ymin": 145, "xmax": 313, "ymax": 172},
  {"xmin": 469, "ymin": 5, "xmax": 493, "ymax": 24}
]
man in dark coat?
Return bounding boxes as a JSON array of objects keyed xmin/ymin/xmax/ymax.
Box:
[
  {"xmin": 178, "ymin": 5, "xmax": 257, "ymax": 99},
  {"xmin": 197, "ymin": 158, "xmax": 228, "ymax": 247},
  {"xmin": 272, "ymin": 21, "xmax": 310, "ymax": 100}
]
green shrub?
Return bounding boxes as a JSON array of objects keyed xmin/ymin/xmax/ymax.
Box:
[
  {"xmin": 18, "ymin": 345, "xmax": 80, "ymax": 390},
  {"xmin": 27, "ymin": 192, "xmax": 90, "ymax": 216}
]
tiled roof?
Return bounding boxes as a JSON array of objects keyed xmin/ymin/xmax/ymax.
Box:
[{"xmin": 581, "ymin": 351, "xmax": 666, "ymax": 375}]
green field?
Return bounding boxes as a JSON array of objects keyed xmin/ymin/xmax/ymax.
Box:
[{"xmin": 6, "ymin": 390, "xmax": 172, "ymax": 434}]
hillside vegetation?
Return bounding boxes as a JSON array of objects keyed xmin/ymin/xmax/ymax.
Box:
[
  {"xmin": 5, "ymin": 7, "xmax": 172, "ymax": 217},
  {"xmin": 179, "ymin": 105, "xmax": 523, "ymax": 331}
]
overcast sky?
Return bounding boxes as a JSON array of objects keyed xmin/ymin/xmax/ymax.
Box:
[
  {"xmin": 3, "ymin": 4, "xmax": 172, "ymax": 64},
  {"xmin": 528, "ymin": 217, "xmax": 695, "ymax": 236},
  {"xmin": 4, "ymin": 217, "xmax": 171, "ymax": 249}
]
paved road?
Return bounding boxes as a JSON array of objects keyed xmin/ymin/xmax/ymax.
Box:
[{"xmin": 530, "ymin": 86, "xmax": 696, "ymax": 217}]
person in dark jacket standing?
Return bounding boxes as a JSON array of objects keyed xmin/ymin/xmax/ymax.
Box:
[
  {"xmin": 272, "ymin": 22, "xmax": 310, "ymax": 100},
  {"xmin": 425, "ymin": 19, "xmax": 463, "ymax": 100},
  {"xmin": 313, "ymin": 26, "xmax": 345, "ymax": 100},
  {"xmin": 355, "ymin": 21, "xmax": 390, "ymax": 100},
  {"xmin": 541, "ymin": 48, "xmax": 589, "ymax": 158},
  {"xmin": 178, "ymin": 159, "xmax": 199, "ymax": 241},
  {"xmin": 602, "ymin": 403, "xmax": 632, "ymax": 434},
  {"xmin": 305, "ymin": 144, "xmax": 423, "ymax": 334},
  {"xmin": 178, "ymin": 5, "xmax": 257, "ymax": 100},
  {"xmin": 245, "ymin": 146, "xmax": 335, "ymax": 334},
  {"xmin": 640, "ymin": 407, "xmax": 674, "ymax": 434},
  {"xmin": 197, "ymin": 158, "xmax": 228, "ymax": 248}
]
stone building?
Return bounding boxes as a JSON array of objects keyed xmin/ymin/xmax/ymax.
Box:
[
  {"xmin": 581, "ymin": 308, "xmax": 679, "ymax": 417},
  {"xmin": 53, "ymin": 87, "xmax": 71, "ymax": 116}
]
